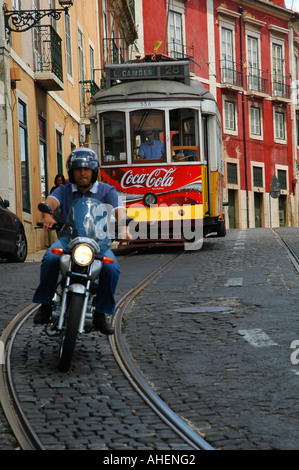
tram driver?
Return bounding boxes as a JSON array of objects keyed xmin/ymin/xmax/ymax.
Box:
[{"xmin": 138, "ymin": 130, "xmax": 164, "ymax": 159}]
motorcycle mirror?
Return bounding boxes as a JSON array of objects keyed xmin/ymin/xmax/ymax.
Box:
[{"xmin": 38, "ymin": 202, "xmax": 53, "ymax": 215}]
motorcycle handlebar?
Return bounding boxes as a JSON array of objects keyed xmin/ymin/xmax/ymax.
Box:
[{"xmin": 35, "ymin": 222, "xmax": 60, "ymax": 230}]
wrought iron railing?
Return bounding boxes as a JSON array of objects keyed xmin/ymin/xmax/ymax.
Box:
[
  {"xmin": 220, "ymin": 59, "xmax": 243, "ymax": 88},
  {"xmin": 272, "ymin": 73, "xmax": 291, "ymax": 99},
  {"xmin": 247, "ymin": 66, "xmax": 269, "ymax": 94},
  {"xmin": 166, "ymin": 41, "xmax": 195, "ymax": 72},
  {"xmin": 34, "ymin": 25, "xmax": 63, "ymax": 82}
]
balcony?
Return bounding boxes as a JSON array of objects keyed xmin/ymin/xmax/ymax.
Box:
[
  {"xmin": 271, "ymin": 73, "xmax": 291, "ymax": 100},
  {"xmin": 220, "ymin": 59, "xmax": 243, "ymax": 88},
  {"xmin": 103, "ymin": 37, "xmax": 129, "ymax": 65},
  {"xmin": 247, "ymin": 67, "xmax": 269, "ymax": 95},
  {"xmin": 34, "ymin": 25, "xmax": 64, "ymax": 91}
]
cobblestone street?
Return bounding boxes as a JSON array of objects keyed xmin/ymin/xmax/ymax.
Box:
[{"xmin": 1, "ymin": 228, "xmax": 299, "ymax": 450}]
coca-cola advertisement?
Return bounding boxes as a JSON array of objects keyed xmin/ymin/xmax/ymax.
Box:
[{"xmin": 100, "ymin": 166, "xmax": 203, "ymax": 207}]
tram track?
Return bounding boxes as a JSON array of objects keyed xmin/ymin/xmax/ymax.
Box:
[
  {"xmin": 270, "ymin": 228, "xmax": 299, "ymax": 274},
  {"xmin": 0, "ymin": 249, "xmax": 213, "ymax": 451},
  {"xmin": 0, "ymin": 304, "xmax": 45, "ymax": 450}
]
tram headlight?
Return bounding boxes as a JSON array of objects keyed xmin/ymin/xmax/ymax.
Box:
[
  {"xmin": 143, "ymin": 192, "xmax": 157, "ymax": 207},
  {"xmin": 72, "ymin": 244, "xmax": 94, "ymax": 266}
]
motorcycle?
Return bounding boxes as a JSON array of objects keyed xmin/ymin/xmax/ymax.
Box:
[{"xmin": 37, "ymin": 197, "xmax": 118, "ymax": 372}]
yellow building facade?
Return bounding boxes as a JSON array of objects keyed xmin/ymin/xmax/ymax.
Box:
[{"xmin": 0, "ymin": 0, "xmax": 137, "ymax": 253}]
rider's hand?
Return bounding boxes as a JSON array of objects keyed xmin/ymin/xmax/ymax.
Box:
[{"xmin": 43, "ymin": 214, "xmax": 56, "ymax": 230}]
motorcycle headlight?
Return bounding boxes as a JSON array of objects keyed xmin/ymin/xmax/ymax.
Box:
[{"xmin": 72, "ymin": 244, "xmax": 94, "ymax": 266}]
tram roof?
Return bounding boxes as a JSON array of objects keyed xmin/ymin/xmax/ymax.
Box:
[{"xmin": 90, "ymin": 79, "xmax": 215, "ymax": 104}]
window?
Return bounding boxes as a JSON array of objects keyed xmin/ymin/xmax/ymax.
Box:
[
  {"xmin": 274, "ymin": 111, "xmax": 285, "ymax": 140},
  {"xmin": 65, "ymin": 13, "xmax": 73, "ymax": 77},
  {"xmin": 89, "ymin": 45, "xmax": 95, "ymax": 81},
  {"xmin": 277, "ymin": 169, "xmax": 287, "ymax": 190},
  {"xmin": 250, "ymin": 106, "xmax": 261, "ymax": 136},
  {"xmin": 169, "ymin": 11, "xmax": 183, "ymax": 58},
  {"xmin": 272, "ymin": 43, "xmax": 283, "ymax": 95},
  {"xmin": 49, "ymin": 0, "xmax": 58, "ymax": 29},
  {"xmin": 18, "ymin": 99, "xmax": 30, "ymax": 212},
  {"xmin": 39, "ymin": 116, "xmax": 48, "ymax": 199},
  {"xmin": 56, "ymin": 130, "xmax": 63, "ymax": 174},
  {"xmin": 295, "ymin": 54, "xmax": 299, "ymax": 105},
  {"xmin": 78, "ymin": 28, "xmax": 85, "ymax": 114},
  {"xmin": 12, "ymin": 0, "xmax": 21, "ymax": 9},
  {"xmin": 170, "ymin": 108, "xmax": 199, "ymax": 162},
  {"xmin": 224, "ymin": 100, "xmax": 236, "ymax": 131},
  {"xmin": 221, "ymin": 27, "xmax": 234, "ymax": 84},
  {"xmin": 253, "ymin": 166, "xmax": 263, "ymax": 187},
  {"xmin": 227, "ymin": 162, "xmax": 238, "ymax": 185},
  {"xmin": 131, "ymin": 109, "xmax": 165, "ymax": 161},
  {"xmin": 101, "ymin": 112, "xmax": 126, "ymax": 163},
  {"xmin": 103, "ymin": 0, "xmax": 108, "ymax": 63},
  {"xmin": 247, "ymin": 35, "xmax": 259, "ymax": 91}
]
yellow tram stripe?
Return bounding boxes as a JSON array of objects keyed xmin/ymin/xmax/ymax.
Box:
[{"xmin": 127, "ymin": 204, "xmax": 203, "ymax": 222}]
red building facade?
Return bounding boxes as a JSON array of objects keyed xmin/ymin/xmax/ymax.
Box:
[{"xmin": 135, "ymin": 0, "xmax": 299, "ymax": 228}]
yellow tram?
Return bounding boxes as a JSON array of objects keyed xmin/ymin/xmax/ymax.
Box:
[{"xmin": 90, "ymin": 57, "xmax": 226, "ymax": 249}]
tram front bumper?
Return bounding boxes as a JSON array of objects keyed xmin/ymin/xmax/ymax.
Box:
[{"xmin": 119, "ymin": 204, "xmax": 204, "ymax": 248}]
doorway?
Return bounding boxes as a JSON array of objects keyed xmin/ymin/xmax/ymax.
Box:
[{"xmin": 254, "ymin": 192, "xmax": 263, "ymax": 227}]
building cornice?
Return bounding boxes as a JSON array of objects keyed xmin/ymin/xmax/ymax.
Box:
[{"xmin": 230, "ymin": 0, "xmax": 294, "ymax": 21}]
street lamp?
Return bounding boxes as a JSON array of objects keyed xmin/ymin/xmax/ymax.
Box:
[{"xmin": 3, "ymin": 1, "xmax": 74, "ymax": 36}]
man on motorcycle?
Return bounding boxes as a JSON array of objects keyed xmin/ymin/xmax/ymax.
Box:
[{"xmin": 32, "ymin": 147, "xmax": 131, "ymax": 335}]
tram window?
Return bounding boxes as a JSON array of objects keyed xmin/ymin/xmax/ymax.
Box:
[
  {"xmin": 169, "ymin": 109, "xmax": 199, "ymax": 162},
  {"xmin": 131, "ymin": 110, "xmax": 165, "ymax": 162},
  {"xmin": 100, "ymin": 112, "xmax": 126, "ymax": 164}
]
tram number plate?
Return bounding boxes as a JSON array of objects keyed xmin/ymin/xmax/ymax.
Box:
[
  {"xmin": 160, "ymin": 64, "xmax": 185, "ymax": 78},
  {"xmin": 111, "ymin": 64, "xmax": 185, "ymax": 80}
]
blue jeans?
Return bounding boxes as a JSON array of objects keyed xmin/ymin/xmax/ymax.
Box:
[{"xmin": 32, "ymin": 239, "xmax": 120, "ymax": 315}]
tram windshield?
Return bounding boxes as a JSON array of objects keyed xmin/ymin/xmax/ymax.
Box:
[
  {"xmin": 100, "ymin": 107, "xmax": 200, "ymax": 164},
  {"xmin": 132, "ymin": 109, "xmax": 165, "ymax": 161}
]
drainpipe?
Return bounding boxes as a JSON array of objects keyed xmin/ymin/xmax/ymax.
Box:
[{"xmin": 239, "ymin": 6, "xmax": 249, "ymax": 228}]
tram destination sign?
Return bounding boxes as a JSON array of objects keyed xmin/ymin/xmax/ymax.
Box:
[{"xmin": 105, "ymin": 61, "xmax": 190, "ymax": 87}]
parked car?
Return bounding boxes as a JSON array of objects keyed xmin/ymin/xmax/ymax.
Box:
[{"xmin": 0, "ymin": 197, "xmax": 27, "ymax": 262}]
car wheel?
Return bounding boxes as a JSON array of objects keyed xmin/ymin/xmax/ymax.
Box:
[{"xmin": 6, "ymin": 229, "xmax": 27, "ymax": 263}]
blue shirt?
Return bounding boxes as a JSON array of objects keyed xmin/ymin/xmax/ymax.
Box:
[
  {"xmin": 48, "ymin": 181, "xmax": 123, "ymax": 223},
  {"xmin": 138, "ymin": 139, "xmax": 164, "ymax": 159}
]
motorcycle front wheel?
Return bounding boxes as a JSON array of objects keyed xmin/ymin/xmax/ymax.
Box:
[{"xmin": 58, "ymin": 292, "xmax": 84, "ymax": 372}]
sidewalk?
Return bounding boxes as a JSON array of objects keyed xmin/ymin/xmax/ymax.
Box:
[{"xmin": 25, "ymin": 250, "xmax": 46, "ymax": 263}]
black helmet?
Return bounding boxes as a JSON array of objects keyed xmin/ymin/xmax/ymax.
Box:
[{"xmin": 66, "ymin": 147, "xmax": 99, "ymax": 184}]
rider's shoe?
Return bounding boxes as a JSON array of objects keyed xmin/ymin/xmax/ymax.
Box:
[
  {"xmin": 93, "ymin": 312, "xmax": 114, "ymax": 335},
  {"xmin": 33, "ymin": 304, "xmax": 52, "ymax": 324}
]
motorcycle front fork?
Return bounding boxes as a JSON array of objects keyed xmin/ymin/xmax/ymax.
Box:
[{"xmin": 52, "ymin": 276, "xmax": 93, "ymax": 334}]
